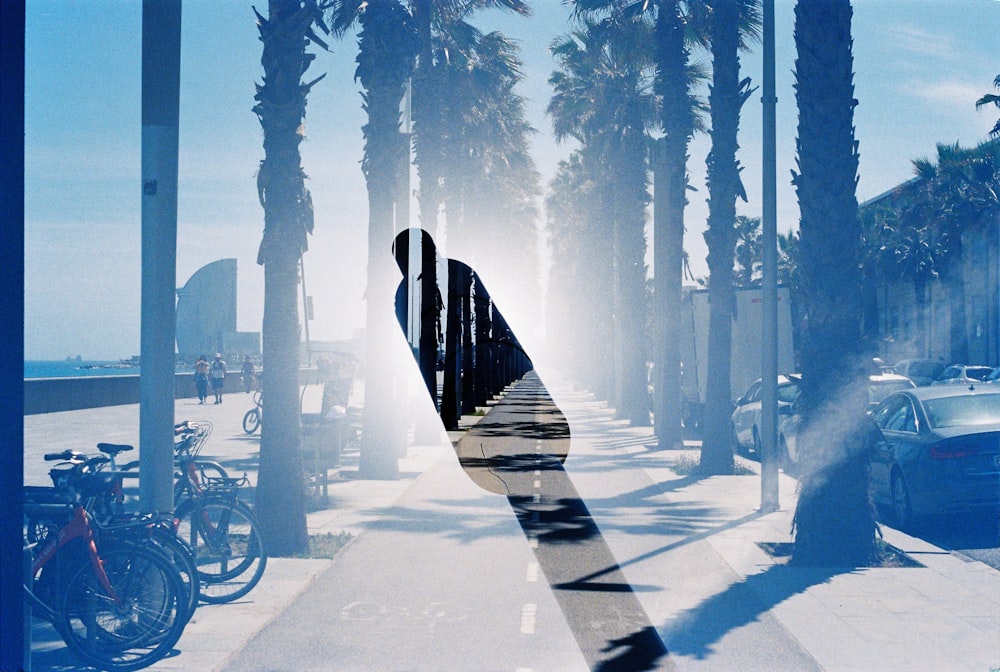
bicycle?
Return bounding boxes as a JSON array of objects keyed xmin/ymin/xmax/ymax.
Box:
[
  {"xmin": 24, "ymin": 455, "xmax": 189, "ymax": 672},
  {"xmin": 242, "ymin": 387, "xmax": 262, "ymax": 435},
  {"xmin": 172, "ymin": 422, "xmax": 268, "ymax": 603},
  {"xmin": 30, "ymin": 448, "xmax": 202, "ymax": 624}
]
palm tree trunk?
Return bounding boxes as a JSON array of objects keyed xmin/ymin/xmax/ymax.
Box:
[
  {"xmin": 654, "ymin": 0, "xmax": 693, "ymax": 449},
  {"xmin": 253, "ymin": 0, "xmax": 319, "ymax": 556},
  {"xmin": 790, "ymin": 0, "xmax": 876, "ymax": 567},
  {"xmin": 701, "ymin": 0, "xmax": 742, "ymax": 474}
]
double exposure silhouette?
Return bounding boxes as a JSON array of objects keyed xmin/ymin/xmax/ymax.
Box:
[{"xmin": 392, "ymin": 229, "xmax": 672, "ymax": 671}]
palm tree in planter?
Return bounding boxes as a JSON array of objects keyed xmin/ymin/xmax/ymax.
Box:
[
  {"xmin": 253, "ymin": 0, "xmax": 329, "ymax": 556},
  {"xmin": 789, "ymin": 0, "xmax": 877, "ymax": 567}
]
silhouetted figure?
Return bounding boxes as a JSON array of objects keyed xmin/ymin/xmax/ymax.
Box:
[{"xmin": 391, "ymin": 229, "xmax": 671, "ymax": 671}]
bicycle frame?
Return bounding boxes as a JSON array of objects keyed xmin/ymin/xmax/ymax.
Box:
[{"xmin": 27, "ymin": 502, "xmax": 121, "ymax": 610}]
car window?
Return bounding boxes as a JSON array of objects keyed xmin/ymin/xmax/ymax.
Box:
[
  {"xmin": 777, "ymin": 382, "xmax": 800, "ymax": 404},
  {"xmin": 872, "ymin": 396, "xmax": 904, "ymax": 429},
  {"xmin": 922, "ymin": 394, "xmax": 1000, "ymax": 429},
  {"xmin": 910, "ymin": 362, "xmax": 943, "ymax": 379},
  {"xmin": 966, "ymin": 367, "xmax": 993, "ymax": 382},
  {"xmin": 939, "ymin": 366, "xmax": 959, "ymax": 381},
  {"xmin": 883, "ymin": 398, "xmax": 916, "ymax": 433},
  {"xmin": 744, "ymin": 382, "xmax": 761, "ymax": 404}
]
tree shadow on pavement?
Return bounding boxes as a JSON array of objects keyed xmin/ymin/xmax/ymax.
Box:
[
  {"xmin": 660, "ymin": 562, "xmax": 844, "ymax": 660},
  {"xmin": 596, "ymin": 626, "xmax": 670, "ymax": 672}
]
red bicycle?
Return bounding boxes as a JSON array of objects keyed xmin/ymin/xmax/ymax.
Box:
[{"xmin": 24, "ymin": 454, "xmax": 188, "ymax": 672}]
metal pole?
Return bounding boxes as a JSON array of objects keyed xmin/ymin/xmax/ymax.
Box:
[
  {"xmin": 760, "ymin": 0, "xmax": 780, "ymax": 512},
  {"xmin": 140, "ymin": 0, "xmax": 181, "ymax": 514},
  {"xmin": 0, "ymin": 3, "xmax": 26, "ymax": 668}
]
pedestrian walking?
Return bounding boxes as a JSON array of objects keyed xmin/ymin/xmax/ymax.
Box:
[
  {"xmin": 241, "ymin": 355, "xmax": 257, "ymax": 393},
  {"xmin": 194, "ymin": 354, "xmax": 210, "ymax": 404},
  {"xmin": 210, "ymin": 353, "xmax": 228, "ymax": 404}
]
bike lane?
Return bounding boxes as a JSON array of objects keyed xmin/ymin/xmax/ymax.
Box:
[{"xmin": 219, "ymin": 391, "xmax": 589, "ymax": 672}]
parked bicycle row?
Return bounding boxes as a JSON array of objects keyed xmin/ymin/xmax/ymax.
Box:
[{"xmin": 23, "ymin": 420, "xmax": 268, "ymax": 671}]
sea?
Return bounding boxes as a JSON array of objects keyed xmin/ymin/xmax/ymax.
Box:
[{"xmin": 24, "ymin": 360, "xmax": 141, "ymax": 379}]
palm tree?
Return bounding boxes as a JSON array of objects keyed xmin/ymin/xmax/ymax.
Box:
[
  {"xmin": 648, "ymin": 0, "xmax": 697, "ymax": 448},
  {"xmin": 329, "ymin": 0, "xmax": 419, "ymax": 478},
  {"xmin": 699, "ymin": 0, "xmax": 758, "ymax": 474},
  {"xmin": 789, "ymin": 0, "xmax": 876, "ymax": 567},
  {"xmin": 548, "ymin": 16, "xmax": 657, "ymax": 425},
  {"xmin": 976, "ymin": 74, "xmax": 1000, "ymax": 138},
  {"xmin": 546, "ymin": 152, "xmax": 614, "ymax": 390},
  {"xmin": 407, "ymin": 0, "xmax": 530, "ymax": 421},
  {"xmin": 409, "ymin": 0, "xmax": 529, "ymax": 242},
  {"xmin": 733, "ymin": 215, "xmax": 761, "ymax": 287},
  {"xmin": 252, "ymin": 0, "xmax": 329, "ymax": 556},
  {"xmin": 912, "ymin": 141, "xmax": 1000, "ymax": 363}
]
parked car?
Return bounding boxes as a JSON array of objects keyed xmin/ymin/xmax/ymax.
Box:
[
  {"xmin": 931, "ymin": 364, "xmax": 995, "ymax": 386},
  {"xmin": 731, "ymin": 374, "xmax": 801, "ymax": 456},
  {"xmin": 867, "ymin": 386, "xmax": 1000, "ymax": 529},
  {"xmin": 867, "ymin": 373, "xmax": 917, "ymax": 409},
  {"xmin": 892, "ymin": 359, "xmax": 946, "ymax": 386},
  {"xmin": 777, "ymin": 373, "xmax": 915, "ymax": 470}
]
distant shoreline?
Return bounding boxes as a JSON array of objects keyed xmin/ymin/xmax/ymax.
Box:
[{"xmin": 24, "ymin": 360, "xmax": 140, "ymax": 379}]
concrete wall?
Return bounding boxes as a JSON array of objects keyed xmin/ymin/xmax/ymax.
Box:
[{"xmin": 24, "ymin": 372, "xmax": 244, "ymax": 415}]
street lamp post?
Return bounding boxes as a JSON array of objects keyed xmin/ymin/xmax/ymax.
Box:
[{"xmin": 760, "ymin": 0, "xmax": 780, "ymax": 512}]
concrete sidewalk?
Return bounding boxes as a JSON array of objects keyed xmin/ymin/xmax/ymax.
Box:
[{"xmin": 25, "ymin": 375, "xmax": 1000, "ymax": 671}]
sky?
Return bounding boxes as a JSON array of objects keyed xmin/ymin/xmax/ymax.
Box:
[{"xmin": 22, "ymin": 0, "xmax": 1000, "ymax": 361}]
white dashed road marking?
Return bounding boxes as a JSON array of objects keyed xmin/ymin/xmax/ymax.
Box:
[{"xmin": 520, "ymin": 603, "xmax": 537, "ymax": 635}]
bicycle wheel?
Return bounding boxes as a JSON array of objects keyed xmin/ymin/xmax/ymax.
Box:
[
  {"xmin": 59, "ymin": 541, "xmax": 187, "ymax": 672},
  {"xmin": 149, "ymin": 527, "xmax": 200, "ymax": 624},
  {"xmin": 175, "ymin": 495, "xmax": 267, "ymax": 603},
  {"xmin": 242, "ymin": 408, "xmax": 260, "ymax": 435}
]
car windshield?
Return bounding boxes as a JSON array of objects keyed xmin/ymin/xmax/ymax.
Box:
[{"xmin": 922, "ymin": 394, "xmax": 1000, "ymax": 429}]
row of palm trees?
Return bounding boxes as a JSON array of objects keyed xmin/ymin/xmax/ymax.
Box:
[
  {"xmin": 253, "ymin": 0, "xmax": 985, "ymax": 568},
  {"xmin": 252, "ymin": 0, "xmax": 541, "ymax": 555},
  {"xmin": 545, "ymin": 0, "xmax": 877, "ymax": 566},
  {"xmin": 544, "ymin": 0, "xmax": 763, "ymax": 476}
]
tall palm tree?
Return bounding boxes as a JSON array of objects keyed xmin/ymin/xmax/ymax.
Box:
[
  {"xmin": 546, "ymin": 152, "xmax": 613, "ymax": 390},
  {"xmin": 789, "ymin": 0, "xmax": 876, "ymax": 567},
  {"xmin": 548, "ymin": 17, "xmax": 657, "ymax": 425},
  {"xmin": 409, "ymin": 0, "xmax": 529, "ymax": 243},
  {"xmin": 252, "ymin": 0, "xmax": 329, "ymax": 556},
  {"xmin": 407, "ymin": 0, "xmax": 530, "ymax": 421},
  {"xmin": 652, "ymin": 0, "xmax": 702, "ymax": 448},
  {"xmin": 329, "ymin": 0, "xmax": 419, "ymax": 478},
  {"xmin": 699, "ymin": 0, "xmax": 758, "ymax": 474},
  {"xmin": 570, "ymin": 0, "xmax": 709, "ymax": 437}
]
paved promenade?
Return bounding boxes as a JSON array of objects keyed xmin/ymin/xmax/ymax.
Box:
[{"xmin": 23, "ymin": 371, "xmax": 1000, "ymax": 672}]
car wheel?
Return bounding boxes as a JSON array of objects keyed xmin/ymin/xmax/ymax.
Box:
[{"xmin": 891, "ymin": 471, "xmax": 914, "ymax": 530}]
